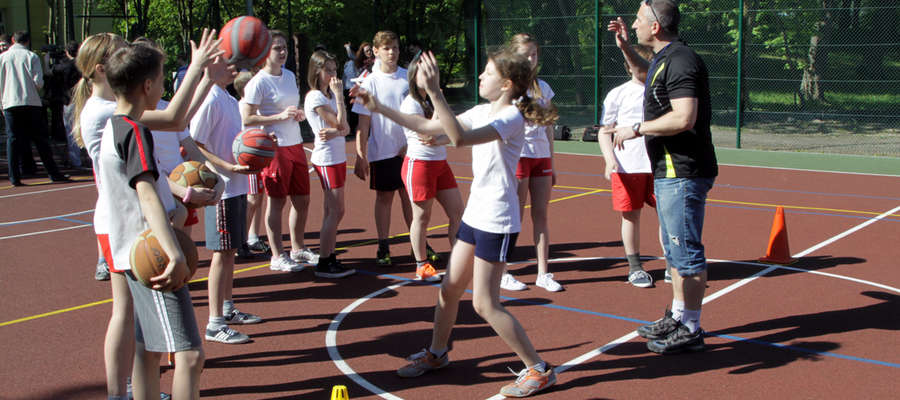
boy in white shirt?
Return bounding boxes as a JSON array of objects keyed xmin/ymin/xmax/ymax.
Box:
[
  {"xmin": 191, "ymin": 58, "xmax": 261, "ymax": 344},
  {"xmin": 598, "ymin": 44, "xmax": 664, "ymax": 288},
  {"xmin": 351, "ymin": 31, "xmax": 414, "ymax": 266}
]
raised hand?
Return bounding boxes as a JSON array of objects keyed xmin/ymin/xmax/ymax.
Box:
[
  {"xmin": 190, "ymin": 28, "xmax": 225, "ymax": 69},
  {"xmin": 607, "ymin": 17, "xmax": 630, "ymax": 49},
  {"xmin": 329, "ymin": 77, "xmax": 343, "ymax": 99},
  {"xmin": 418, "ymin": 51, "xmax": 441, "ymax": 94}
]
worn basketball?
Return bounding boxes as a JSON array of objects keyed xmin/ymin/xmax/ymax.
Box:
[
  {"xmin": 130, "ymin": 228, "xmax": 199, "ymax": 290},
  {"xmin": 218, "ymin": 16, "xmax": 272, "ymax": 70},
  {"xmin": 232, "ymin": 128, "xmax": 276, "ymax": 170},
  {"xmin": 170, "ymin": 161, "xmax": 218, "ymax": 207}
]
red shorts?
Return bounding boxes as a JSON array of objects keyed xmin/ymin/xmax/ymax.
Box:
[
  {"xmin": 401, "ymin": 157, "xmax": 458, "ymax": 202},
  {"xmin": 97, "ymin": 234, "xmax": 121, "ymax": 273},
  {"xmin": 611, "ymin": 172, "xmax": 656, "ymax": 211},
  {"xmin": 184, "ymin": 207, "xmax": 199, "ymax": 227},
  {"xmin": 516, "ymin": 157, "xmax": 553, "ymax": 179},
  {"xmin": 247, "ymin": 172, "xmax": 264, "ymax": 195},
  {"xmin": 262, "ymin": 144, "xmax": 311, "ymax": 197},
  {"xmin": 314, "ymin": 162, "xmax": 347, "ymax": 190}
]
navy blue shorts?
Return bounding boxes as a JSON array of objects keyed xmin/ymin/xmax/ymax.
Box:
[{"xmin": 456, "ymin": 221, "xmax": 518, "ymax": 263}]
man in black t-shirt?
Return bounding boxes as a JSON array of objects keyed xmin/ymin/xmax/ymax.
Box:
[{"xmin": 608, "ymin": 0, "xmax": 717, "ymax": 354}]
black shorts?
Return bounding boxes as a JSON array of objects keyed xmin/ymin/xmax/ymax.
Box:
[
  {"xmin": 456, "ymin": 221, "xmax": 519, "ymax": 263},
  {"xmin": 369, "ymin": 155, "xmax": 405, "ymax": 192}
]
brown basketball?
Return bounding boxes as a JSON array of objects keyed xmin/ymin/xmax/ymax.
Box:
[
  {"xmin": 130, "ymin": 228, "xmax": 199, "ymax": 289},
  {"xmin": 169, "ymin": 161, "xmax": 218, "ymax": 208},
  {"xmin": 218, "ymin": 16, "xmax": 272, "ymax": 70}
]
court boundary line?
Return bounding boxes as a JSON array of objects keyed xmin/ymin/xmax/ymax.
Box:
[{"xmin": 0, "ymin": 183, "xmax": 95, "ymax": 199}]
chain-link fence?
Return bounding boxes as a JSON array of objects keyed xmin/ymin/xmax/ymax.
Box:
[{"xmin": 471, "ymin": 0, "xmax": 900, "ymax": 157}]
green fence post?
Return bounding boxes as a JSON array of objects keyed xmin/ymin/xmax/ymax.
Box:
[
  {"xmin": 735, "ymin": 0, "xmax": 744, "ymax": 149},
  {"xmin": 595, "ymin": 0, "xmax": 601, "ymax": 125},
  {"xmin": 474, "ymin": 0, "xmax": 481, "ymax": 104}
]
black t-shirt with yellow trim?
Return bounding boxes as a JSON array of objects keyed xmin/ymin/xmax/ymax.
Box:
[{"xmin": 643, "ymin": 40, "xmax": 718, "ymax": 179}]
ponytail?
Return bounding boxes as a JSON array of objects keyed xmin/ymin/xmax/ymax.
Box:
[
  {"xmin": 516, "ymin": 95, "xmax": 558, "ymax": 126},
  {"xmin": 70, "ymin": 77, "xmax": 92, "ymax": 148}
]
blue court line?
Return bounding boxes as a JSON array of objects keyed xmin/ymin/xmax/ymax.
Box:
[
  {"xmin": 56, "ymin": 217, "xmax": 93, "ymax": 226},
  {"xmin": 355, "ymin": 269, "xmax": 899, "ymax": 369},
  {"xmin": 0, "ymin": 210, "xmax": 95, "ymax": 227}
]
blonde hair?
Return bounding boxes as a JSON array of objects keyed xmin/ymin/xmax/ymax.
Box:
[
  {"xmin": 489, "ymin": 48, "xmax": 558, "ymax": 126},
  {"xmin": 307, "ymin": 50, "xmax": 336, "ymax": 95},
  {"xmin": 71, "ymin": 33, "xmax": 127, "ymax": 148},
  {"xmin": 507, "ymin": 33, "xmax": 543, "ymax": 101},
  {"xmin": 234, "ymin": 71, "xmax": 254, "ymax": 98},
  {"xmin": 373, "ymin": 31, "xmax": 398, "ymax": 48}
]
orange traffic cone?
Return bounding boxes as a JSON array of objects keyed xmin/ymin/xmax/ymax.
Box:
[{"xmin": 758, "ymin": 206, "xmax": 797, "ymax": 264}]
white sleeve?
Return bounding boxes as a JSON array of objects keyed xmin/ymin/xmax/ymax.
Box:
[
  {"xmin": 306, "ymin": 90, "xmax": 331, "ymax": 112},
  {"xmin": 189, "ymin": 96, "xmax": 217, "ymax": 145},
  {"xmin": 539, "ymin": 80, "xmax": 554, "ymax": 102},
  {"xmin": 243, "ymin": 76, "xmax": 264, "ymax": 106},
  {"xmin": 351, "ymin": 77, "xmax": 373, "ymax": 116},
  {"xmin": 601, "ymin": 88, "xmax": 620, "ymax": 126},
  {"xmin": 489, "ymin": 107, "xmax": 525, "ymax": 143}
]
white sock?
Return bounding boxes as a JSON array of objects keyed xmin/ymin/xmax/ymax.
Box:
[
  {"xmin": 528, "ymin": 361, "xmax": 547, "ymax": 373},
  {"xmin": 207, "ymin": 316, "xmax": 226, "ymax": 330},
  {"xmin": 428, "ymin": 346, "xmax": 447, "ymax": 358},
  {"xmin": 223, "ymin": 299, "xmax": 235, "ymax": 316},
  {"xmin": 247, "ymin": 233, "xmax": 259, "ymax": 243},
  {"xmin": 682, "ymin": 308, "xmax": 701, "ymax": 333},
  {"xmin": 671, "ymin": 299, "xmax": 685, "ymax": 321}
]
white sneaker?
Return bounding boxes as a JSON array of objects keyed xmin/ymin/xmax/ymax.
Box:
[
  {"xmin": 270, "ymin": 253, "xmax": 305, "ymax": 272},
  {"xmin": 535, "ymin": 273, "xmax": 564, "ymax": 292},
  {"xmin": 500, "ymin": 273, "xmax": 527, "ymax": 291},
  {"xmin": 290, "ymin": 248, "xmax": 320, "ymax": 264}
]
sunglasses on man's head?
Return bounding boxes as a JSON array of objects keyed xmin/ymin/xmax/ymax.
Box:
[{"xmin": 644, "ymin": 0, "xmax": 662, "ymax": 25}]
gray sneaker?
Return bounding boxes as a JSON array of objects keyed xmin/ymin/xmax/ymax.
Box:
[
  {"xmin": 225, "ymin": 309, "xmax": 262, "ymax": 324},
  {"xmin": 397, "ymin": 349, "xmax": 450, "ymax": 378},
  {"xmin": 637, "ymin": 309, "xmax": 680, "ymax": 340},
  {"xmin": 647, "ymin": 323, "xmax": 706, "ymax": 354},
  {"xmin": 270, "ymin": 253, "xmax": 305, "ymax": 272},
  {"xmin": 205, "ymin": 326, "xmax": 250, "ymax": 344},
  {"xmin": 94, "ymin": 259, "xmax": 110, "ymax": 281},
  {"xmin": 290, "ymin": 247, "xmax": 319, "ymax": 264},
  {"xmin": 628, "ymin": 269, "xmax": 653, "ymax": 288}
]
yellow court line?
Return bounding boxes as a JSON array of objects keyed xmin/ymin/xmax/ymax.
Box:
[{"xmin": 2, "ymin": 183, "xmax": 893, "ymax": 327}]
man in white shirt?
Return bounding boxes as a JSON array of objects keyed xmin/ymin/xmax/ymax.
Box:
[{"xmin": 0, "ymin": 31, "xmax": 68, "ymax": 186}]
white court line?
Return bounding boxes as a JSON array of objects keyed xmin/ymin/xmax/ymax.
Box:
[
  {"xmin": 0, "ymin": 209, "xmax": 94, "ymax": 226},
  {"xmin": 0, "ymin": 183, "xmax": 94, "ymax": 199},
  {"xmin": 326, "ymin": 280, "xmax": 410, "ymax": 400},
  {"xmin": 0, "ymin": 224, "xmax": 92, "ymax": 240}
]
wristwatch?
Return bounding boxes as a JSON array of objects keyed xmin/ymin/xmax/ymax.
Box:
[{"xmin": 632, "ymin": 122, "xmax": 642, "ymax": 137}]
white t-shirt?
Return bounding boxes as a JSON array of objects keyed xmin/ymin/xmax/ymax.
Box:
[
  {"xmin": 151, "ymin": 99, "xmax": 190, "ymax": 174},
  {"xmin": 351, "ymin": 66, "xmax": 409, "ymax": 162},
  {"xmin": 520, "ymin": 79, "xmax": 555, "ymax": 158},
  {"xmin": 190, "ymin": 84, "xmax": 249, "ymax": 199},
  {"xmin": 98, "ymin": 115, "xmax": 176, "ymax": 271},
  {"xmin": 80, "ymin": 95, "xmax": 117, "ymax": 164},
  {"xmin": 305, "ymin": 89, "xmax": 346, "ymax": 166},
  {"xmin": 243, "ymin": 67, "xmax": 303, "ymax": 147},
  {"xmin": 457, "ymin": 104, "xmax": 525, "ymax": 233},
  {"xmin": 400, "ymin": 95, "xmax": 446, "ymax": 161},
  {"xmin": 601, "ymin": 80, "xmax": 651, "ymax": 173}
]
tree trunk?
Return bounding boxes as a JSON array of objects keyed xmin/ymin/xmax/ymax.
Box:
[
  {"xmin": 799, "ymin": 1, "xmax": 833, "ymax": 104},
  {"xmin": 64, "ymin": 0, "xmax": 75, "ymax": 43},
  {"xmin": 208, "ymin": 0, "xmax": 221, "ymax": 31},
  {"xmin": 81, "ymin": 0, "xmax": 92, "ymax": 40}
]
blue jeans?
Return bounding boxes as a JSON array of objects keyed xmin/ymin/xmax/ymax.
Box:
[{"xmin": 654, "ymin": 177, "xmax": 715, "ymax": 277}]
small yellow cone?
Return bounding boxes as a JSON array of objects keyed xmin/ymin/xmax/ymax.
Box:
[{"xmin": 330, "ymin": 385, "xmax": 349, "ymax": 400}]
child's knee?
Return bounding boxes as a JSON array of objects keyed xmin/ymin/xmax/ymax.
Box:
[
  {"xmin": 176, "ymin": 348, "xmax": 205, "ymax": 374},
  {"xmin": 471, "ymin": 296, "xmax": 497, "ymax": 319}
]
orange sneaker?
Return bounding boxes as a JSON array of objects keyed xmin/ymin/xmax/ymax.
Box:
[
  {"xmin": 499, "ymin": 366, "xmax": 557, "ymax": 397},
  {"xmin": 415, "ymin": 262, "xmax": 441, "ymax": 282}
]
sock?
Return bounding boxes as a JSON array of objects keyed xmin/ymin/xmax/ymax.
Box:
[
  {"xmin": 378, "ymin": 240, "xmax": 389, "ymax": 254},
  {"xmin": 626, "ymin": 253, "xmax": 642, "ymax": 273},
  {"xmin": 682, "ymin": 308, "xmax": 701, "ymax": 333},
  {"xmin": 416, "ymin": 260, "xmax": 427, "ymax": 268},
  {"xmin": 528, "ymin": 361, "xmax": 547, "ymax": 373},
  {"xmin": 223, "ymin": 300, "xmax": 235, "ymax": 316},
  {"xmin": 671, "ymin": 299, "xmax": 685, "ymax": 322},
  {"xmin": 428, "ymin": 346, "xmax": 447, "ymax": 358},
  {"xmin": 207, "ymin": 316, "xmax": 226, "ymax": 330},
  {"xmin": 247, "ymin": 233, "xmax": 259, "ymax": 243}
]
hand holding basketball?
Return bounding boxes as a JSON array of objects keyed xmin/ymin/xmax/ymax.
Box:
[
  {"xmin": 170, "ymin": 161, "xmax": 219, "ymax": 208},
  {"xmin": 131, "ymin": 228, "xmax": 199, "ymax": 291},
  {"xmin": 218, "ymin": 16, "xmax": 272, "ymax": 70},
  {"xmin": 233, "ymin": 128, "xmax": 276, "ymax": 171}
]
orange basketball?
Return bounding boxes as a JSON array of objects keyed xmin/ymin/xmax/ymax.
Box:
[
  {"xmin": 218, "ymin": 16, "xmax": 272, "ymax": 70},
  {"xmin": 232, "ymin": 128, "xmax": 276, "ymax": 170},
  {"xmin": 169, "ymin": 161, "xmax": 218, "ymax": 208},
  {"xmin": 130, "ymin": 228, "xmax": 199, "ymax": 290}
]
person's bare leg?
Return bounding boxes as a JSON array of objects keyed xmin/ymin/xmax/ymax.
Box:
[
  {"xmin": 673, "ymin": 269, "xmax": 707, "ymax": 310},
  {"xmin": 434, "ymin": 188, "xmax": 463, "ymax": 248},
  {"xmin": 130, "ymin": 346, "xmax": 160, "ymax": 400},
  {"xmin": 528, "ymin": 176, "xmax": 552, "ymax": 276},
  {"xmin": 171, "ymin": 348, "xmax": 204, "ymax": 400},
  {"xmin": 319, "ymin": 188, "xmax": 345, "ymax": 257},
  {"xmin": 289, "ymin": 194, "xmax": 310, "ymax": 251},
  {"xmin": 374, "ymin": 190, "xmax": 394, "ymax": 241},
  {"xmin": 266, "ymin": 196, "xmax": 287, "ymax": 257},
  {"xmin": 104, "ymin": 272, "xmax": 134, "ymax": 397},
  {"xmin": 410, "ymin": 198, "xmax": 433, "ymax": 262},
  {"xmin": 398, "ymin": 186, "xmax": 414, "ymax": 229},
  {"xmin": 429, "ymin": 240, "xmax": 475, "ymax": 351}
]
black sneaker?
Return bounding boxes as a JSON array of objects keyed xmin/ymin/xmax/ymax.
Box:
[
  {"xmin": 376, "ymin": 250, "xmax": 392, "ymax": 267},
  {"xmin": 426, "ymin": 244, "xmax": 440, "ymax": 263},
  {"xmin": 637, "ymin": 309, "xmax": 679, "ymax": 340},
  {"xmin": 247, "ymin": 239, "xmax": 271, "ymax": 253},
  {"xmin": 647, "ymin": 323, "xmax": 706, "ymax": 354},
  {"xmin": 315, "ymin": 257, "xmax": 356, "ymax": 278}
]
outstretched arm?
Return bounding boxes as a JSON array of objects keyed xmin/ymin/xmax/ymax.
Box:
[{"xmin": 351, "ymin": 87, "xmax": 444, "ymax": 136}]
